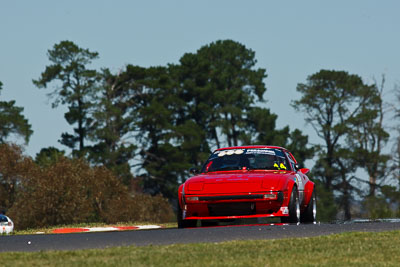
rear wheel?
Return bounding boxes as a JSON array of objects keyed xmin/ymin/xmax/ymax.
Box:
[
  {"xmin": 301, "ymin": 190, "xmax": 316, "ymax": 223},
  {"xmin": 177, "ymin": 203, "xmax": 197, "ymax": 228},
  {"xmin": 281, "ymin": 186, "xmax": 300, "ymax": 224}
]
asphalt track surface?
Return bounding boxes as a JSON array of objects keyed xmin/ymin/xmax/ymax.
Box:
[{"xmin": 2, "ymin": 221, "xmax": 400, "ymax": 252}]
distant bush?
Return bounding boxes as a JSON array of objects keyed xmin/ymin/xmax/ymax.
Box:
[
  {"xmin": 4, "ymin": 145, "xmax": 174, "ymax": 230},
  {"xmin": 103, "ymin": 193, "xmax": 175, "ymax": 224},
  {"xmin": 0, "ymin": 143, "xmax": 36, "ymax": 213}
]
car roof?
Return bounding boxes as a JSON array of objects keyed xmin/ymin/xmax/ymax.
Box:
[{"xmin": 215, "ymin": 145, "xmax": 288, "ymax": 151}]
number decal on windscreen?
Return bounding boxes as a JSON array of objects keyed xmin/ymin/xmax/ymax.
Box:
[
  {"xmin": 245, "ymin": 149, "xmax": 275, "ymax": 155},
  {"xmin": 216, "ymin": 149, "xmax": 244, "ymax": 157}
]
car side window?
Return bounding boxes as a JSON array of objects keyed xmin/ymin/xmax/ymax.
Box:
[
  {"xmin": 272, "ymin": 149, "xmax": 289, "ymax": 171},
  {"xmin": 285, "ymin": 152, "xmax": 296, "ymax": 171}
]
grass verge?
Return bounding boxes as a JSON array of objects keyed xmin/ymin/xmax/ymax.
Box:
[{"xmin": 1, "ymin": 230, "xmax": 400, "ymax": 266}]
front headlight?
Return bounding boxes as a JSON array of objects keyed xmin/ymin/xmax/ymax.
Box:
[
  {"xmin": 263, "ymin": 193, "xmax": 277, "ymax": 199},
  {"xmin": 263, "ymin": 191, "xmax": 284, "ymax": 202}
]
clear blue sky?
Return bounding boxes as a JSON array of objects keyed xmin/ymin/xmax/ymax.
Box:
[{"xmin": 1, "ymin": 0, "xmax": 399, "ymax": 157}]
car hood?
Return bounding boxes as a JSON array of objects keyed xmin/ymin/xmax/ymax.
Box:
[{"xmin": 185, "ymin": 171, "xmax": 293, "ymax": 194}]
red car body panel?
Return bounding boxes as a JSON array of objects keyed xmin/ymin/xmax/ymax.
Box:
[{"xmin": 178, "ymin": 145, "xmax": 314, "ymax": 222}]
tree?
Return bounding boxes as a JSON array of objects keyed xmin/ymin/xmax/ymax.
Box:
[
  {"xmin": 0, "ymin": 81, "xmax": 33, "ymax": 143},
  {"xmin": 393, "ymin": 84, "xmax": 400, "ymax": 185},
  {"xmin": 293, "ymin": 70, "xmax": 380, "ymax": 220},
  {"xmin": 178, "ymin": 40, "xmax": 267, "ymax": 148},
  {"xmin": 178, "ymin": 40, "xmax": 313, "ymax": 165},
  {"xmin": 87, "ymin": 67, "xmax": 142, "ymax": 184},
  {"xmin": 135, "ymin": 65, "xmax": 193, "ymax": 199},
  {"xmin": 382, "ymin": 83, "xmax": 400, "ymax": 216},
  {"xmin": 346, "ymin": 75, "xmax": 390, "ymax": 197},
  {"xmin": 285, "ymin": 129, "xmax": 315, "ymax": 169},
  {"xmin": 33, "ymin": 41, "xmax": 99, "ymax": 157},
  {"xmin": 243, "ymin": 107, "xmax": 314, "ymax": 167},
  {"xmin": 35, "ymin": 146, "xmax": 65, "ymax": 168}
]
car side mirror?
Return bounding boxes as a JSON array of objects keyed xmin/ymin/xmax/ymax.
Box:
[
  {"xmin": 299, "ymin": 168, "xmax": 310, "ymax": 175},
  {"xmin": 189, "ymin": 167, "xmax": 199, "ymax": 175}
]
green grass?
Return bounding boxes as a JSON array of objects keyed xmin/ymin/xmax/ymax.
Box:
[
  {"xmin": 12, "ymin": 222, "xmax": 177, "ymax": 235},
  {"xmin": 1, "ymin": 230, "xmax": 400, "ymax": 266}
]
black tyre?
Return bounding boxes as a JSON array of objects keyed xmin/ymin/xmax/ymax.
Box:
[
  {"xmin": 301, "ymin": 190, "xmax": 316, "ymax": 223},
  {"xmin": 281, "ymin": 186, "xmax": 300, "ymax": 224},
  {"xmin": 177, "ymin": 203, "xmax": 197, "ymax": 228}
]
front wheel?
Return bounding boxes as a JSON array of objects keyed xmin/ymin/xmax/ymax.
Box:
[
  {"xmin": 301, "ymin": 190, "xmax": 316, "ymax": 223},
  {"xmin": 177, "ymin": 203, "xmax": 197, "ymax": 228},
  {"xmin": 281, "ymin": 186, "xmax": 300, "ymax": 224}
]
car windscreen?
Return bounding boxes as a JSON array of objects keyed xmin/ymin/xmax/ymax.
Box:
[
  {"xmin": 200, "ymin": 148, "xmax": 291, "ymax": 173},
  {"xmin": 0, "ymin": 215, "xmax": 8, "ymax": 223}
]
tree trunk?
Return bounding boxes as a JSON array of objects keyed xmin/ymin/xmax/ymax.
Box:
[
  {"xmin": 369, "ymin": 175, "xmax": 376, "ymax": 197},
  {"xmin": 212, "ymin": 128, "xmax": 220, "ymax": 148}
]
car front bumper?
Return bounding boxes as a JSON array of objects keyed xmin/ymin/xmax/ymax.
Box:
[{"xmin": 182, "ymin": 191, "xmax": 289, "ymax": 220}]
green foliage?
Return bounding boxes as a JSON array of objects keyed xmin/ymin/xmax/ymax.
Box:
[
  {"xmin": 362, "ymin": 196, "xmax": 393, "ymax": 219},
  {"xmin": 86, "ymin": 67, "xmax": 141, "ymax": 184},
  {"xmin": 35, "ymin": 146, "xmax": 65, "ymax": 168},
  {"xmin": 242, "ymin": 107, "xmax": 313, "ymax": 167},
  {"xmin": 242, "ymin": 107, "xmax": 280, "ymax": 144},
  {"xmin": 392, "ymin": 86, "xmax": 400, "ymax": 187},
  {"xmin": 346, "ymin": 76, "xmax": 390, "ymax": 197},
  {"xmin": 179, "ymin": 40, "xmax": 266, "ymax": 148},
  {"xmin": 285, "ymin": 129, "xmax": 315, "ymax": 168},
  {"xmin": 133, "ymin": 65, "xmax": 192, "ymax": 198},
  {"xmin": 314, "ymin": 178, "xmax": 338, "ymax": 222},
  {"xmin": 33, "ymin": 40, "xmax": 99, "ymax": 155},
  {"xmin": 0, "ymin": 81, "xmax": 33, "ymax": 144},
  {"xmin": 140, "ymin": 143, "xmax": 193, "ymax": 199},
  {"xmin": 362, "ymin": 185, "xmax": 400, "ymax": 219}
]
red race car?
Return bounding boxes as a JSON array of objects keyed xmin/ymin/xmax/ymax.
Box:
[{"xmin": 177, "ymin": 145, "xmax": 316, "ymax": 228}]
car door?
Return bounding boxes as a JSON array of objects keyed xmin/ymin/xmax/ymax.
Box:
[{"xmin": 285, "ymin": 151, "xmax": 306, "ymax": 204}]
